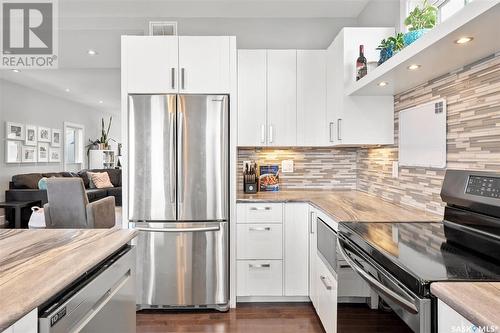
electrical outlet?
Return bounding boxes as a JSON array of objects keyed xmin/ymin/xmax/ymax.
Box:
[
  {"xmin": 282, "ymin": 160, "xmax": 294, "ymax": 173},
  {"xmin": 392, "ymin": 161, "xmax": 399, "ymax": 178}
]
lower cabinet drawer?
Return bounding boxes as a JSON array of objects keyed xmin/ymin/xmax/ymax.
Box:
[
  {"xmin": 236, "ymin": 260, "xmax": 283, "ymax": 296},
  {"xmin": 315, "ymin": 256, "xmax": 338, "ymax": 333},
  {"xmin": 236, "ymin": 224, "xmax": 282, "ymax": 260}
]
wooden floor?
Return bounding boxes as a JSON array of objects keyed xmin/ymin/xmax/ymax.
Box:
[{"xmin": 137, "ymin": 303, "xmax": 413, "ymax": 333}]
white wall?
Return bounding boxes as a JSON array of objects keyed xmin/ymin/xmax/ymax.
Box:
[
  {"xmin": 357, "ymin": 0, "xmax": 401, "ymax": 30},
  {"xmin": 0, "ymin": 79, "xmax": 121, "ymax": 205}
]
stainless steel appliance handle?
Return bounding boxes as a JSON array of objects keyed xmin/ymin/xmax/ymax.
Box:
[
  {"xmin": 169, "ymin": 111, "xmax": 176, "ymax": 204},
  {"xmin": 320, "ymin": 275, "xmax": 332, "ymax": 290},
  {"xmin": 70, "ymin": 271, "xmax": 131, "ymax": 333},
  {"xmin": 181, "ymin": 68, "xmax": 185, "ymax": 89},
  {"xmin": 309, "ymin": 211, "xmax": 315, "ymax": 234},
  {"xmin": 329, "ymin": 122, "xmax": 334, "ymax": 142},
  {"xmin": 171, "ymin": 68, "xmax": 175, "ymax": 89},
  {"xmin": 337, "ymin": 239, "xmax": 419, "ymax": 314},
  {"xmin": 260, "ymin": 124, "xmax": 265, "ymax": 144},
  {"xmin": 178, "ymin": 108, "xmax": 184, "ymax": 204},
  {"xmin": 269, "ymin": 125, "xmax": 274, "ymax": 143},
  {"xmin": 337, "ymin": 118, "xmax": 342, "ymax": 141},
  {"xmin": 249, "ymin": 227, "xmax": 271, "ymax": 231},
  {"xmin": 249, "ymin": 206, "xmax": 271, "ymax": 211},
  {"xmin": 135, "ymin": 226, "xmax": 221, "ymax": 233},
  {"xmin": 249, "ymin": 264, "xmax": 271, "ymax": 269}
]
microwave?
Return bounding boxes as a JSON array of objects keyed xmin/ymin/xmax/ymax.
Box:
[{"xmin": 317, "ymin": 217, "xmax": 338, "ymax": 276}]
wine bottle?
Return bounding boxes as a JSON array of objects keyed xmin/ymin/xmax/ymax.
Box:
[{"xmin": 356, "ymin": 45, "xmax": 367, "ymax": 81}]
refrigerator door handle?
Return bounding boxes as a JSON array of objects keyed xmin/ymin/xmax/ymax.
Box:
[
  {"xmin": 169, "ymin": 110, "xmax": 176, "ymax": 204},
  {"xmin": 177, "ymin": 105, "xmax": 184, "ymax": 204},
  {"xmin": 135, "ymin": 226, "xmax": 221, "ymax": 233}
]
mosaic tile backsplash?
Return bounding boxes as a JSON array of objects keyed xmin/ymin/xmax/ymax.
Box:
[{"xmin": 238, "ymin": 54, "xmax": 500, "ymax": 215}]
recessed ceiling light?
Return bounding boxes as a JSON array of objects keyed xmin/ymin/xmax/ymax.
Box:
[
  {"xmin": 99, "ymin": 100, "xmax": 104, "ymax": 104},
  {"xmin": 12, "ymin": 69, "xmax": 20, "ymax": 73},
  {"xmin": 65, "ymin": 88, "xmax": 71, "ymax": 92},
  {"xmin": 378, "ymin": 81, "xmax": 388, "ymax": 87},
  {"xmin": 407, "ymin": 64, "xmax": 421, "ymax": 71},
  {"xmin": 87, "ymin": 49, "xmax": 98, "ymax": 56},
  {"xmin": 455, "ymin": 37, "xmax": 473, "ymax": 44}
]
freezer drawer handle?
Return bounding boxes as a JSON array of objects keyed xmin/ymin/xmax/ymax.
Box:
[
  {"xmin": 320, "ymin": 275, "xmax": 332, "ymax": 290},
  {"xmin": 70, "ymin": 270, "xmax": 131, "ymax": 333},
  {"xmin": 338, "ymin": 239, "xmax": 419, "ymax": 314},
  {"xmin": 249, "ymin": 206, "xmax": 271, "ymax": 211},
  {"xmin": 248, "ymin": 264, "xmax": 271, "ymax": 269},
  {"xmin": 248, "ymin": 227, "xmax": 271, "ymax": 231},
  {"xmin": 135, "ymin": 226, "xmax": 221, "ymax": 233}
]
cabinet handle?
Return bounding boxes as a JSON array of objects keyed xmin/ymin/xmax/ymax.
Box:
[
  {"xmin": 310, "ymin": 211, "xmax": 315, "ymax": 234},
  {"xmin": 269, "ymin": 125, "xmax": 274, "ymax": 144},
  {"xmin": 181, "ymin": 68, "xmax": 185, "ymax": 90},
  {"xmin": 171, "ymin": 68, "xmax": 175, "ymax": 89},
  {"xmin": 249, "ymin": 227, "xmax": 271, "ymax": 231},
  {"xmin": 249, "ymin": 264, "xmax": 271, "ymax": 269},
  {"xmin": 337, "ymin": 118, "xmax": 342, "ymax": 141},
  {"xmin": 320, "ymin": 275, "xmax": 332, "ymax": 290},
  {"xmin": 329, "ymin": 122, "xmax": 334, "ymax": 142},
  {"xmin": 260, "ymin": 124, "xmax": 265, "ymax": 144},
  {"xmin": 249, "ymin": 206, "xmax": 271, "ymax": 211}
]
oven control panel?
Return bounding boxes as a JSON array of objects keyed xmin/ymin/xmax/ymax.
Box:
[{"xmin": 466, "ymin": 175, "xmax": 500, "ymax": 198}]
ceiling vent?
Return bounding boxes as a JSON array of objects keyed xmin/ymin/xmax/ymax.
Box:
[{"xmin": 149, "ymin": 21, "xmax": 178, "ymax": 36}]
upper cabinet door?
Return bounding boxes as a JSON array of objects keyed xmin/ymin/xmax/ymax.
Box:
[
  {"xmin": 237, "ymin": 50, "xmax": 267, "ymax": 146},
  {"xmin": 125, "ymin": 36, "xmax": 179, "ymax": 93},
  {"xmin": 297, "ymin": 50, "xmax": 327, "ymax": 146},
  {"xmin": 267, "ymin": 50, "xmax": 297, "ymax": 147},
  {"xmin": 178, "ymin": 36, "xmax": 231, "ymax": 93}
]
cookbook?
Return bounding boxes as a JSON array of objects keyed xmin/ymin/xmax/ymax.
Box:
[{"xmin": 259, "ymin": 165, "xmax": 280, "ymax": 192}]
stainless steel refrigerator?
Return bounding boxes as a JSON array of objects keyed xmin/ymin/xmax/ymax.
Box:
[{"xmin": 128, "ymin": 94, "xmax": 229, "ymax": 311}]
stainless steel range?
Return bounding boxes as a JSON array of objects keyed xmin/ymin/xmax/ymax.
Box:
[
  {"xmin": 338, "ymin": 170, "xmax": 500, "ymax": 333},
  {"xmin": 128, "ymin": 94, "xmax": 229, "ymax": 311}
]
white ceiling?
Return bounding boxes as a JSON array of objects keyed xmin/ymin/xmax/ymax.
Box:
[{"xmin": 1, "ymin": 0, "xmax": 400, "ymax": 115}]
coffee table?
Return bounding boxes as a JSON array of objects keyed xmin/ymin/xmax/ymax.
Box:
[{"xmin": 0, "ymin": 201, "xmax": 41, "ymax": 229}]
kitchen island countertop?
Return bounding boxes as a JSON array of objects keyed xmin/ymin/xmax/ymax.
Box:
[
  {"xmin": 0, "ymin": 228, "xmax": 137, "ymax": 331},
  {"xmin": 237, "ymin": 190, "xmax": 442, "ymax": 223}
]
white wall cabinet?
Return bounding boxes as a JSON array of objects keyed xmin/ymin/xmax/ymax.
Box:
[
  {"xmin": 297, "ymin": 50, "xmax": 328, "ymax": 146},
  {"xmin": 284, "ymin": 203, "xmax": 309, "ymax": 296},
  {"xmin": 123, "ymin": 36, "xmax": 231, "ymax": 94},
  {"xmin": 326, "ymin": 28, "xmax": 395, "ymax": 146},
  {"xmin": 237, "ymin": 50, "xmax": 267, "ymax": 146}
]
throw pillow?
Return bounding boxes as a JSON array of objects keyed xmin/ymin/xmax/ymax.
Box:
[
  {"xmin": 38, "ymin": 177, "xmax": 48, "ymax": 190},
  {"xmin": 88, "ymin": 172, "xmax": 114, "ymax": 189}
]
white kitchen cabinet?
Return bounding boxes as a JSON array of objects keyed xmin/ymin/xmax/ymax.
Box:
[
  {"xmin": 326, "ymin": 28, "xmax": 395, "ymax": 146},
  {"xmin": 284, "ymin": 203, "xmax": 309, "ymax": 296},
  {"xmin": 124, "ymin": 36, "xmax": 179, "ymax": 93},
  {"xmin": 315, "ymin": 255, "xmax": 338, "ymax": 333},
  {"xmin": 309, "ymin": 206, "xmax": 319, "ymax": 308},
  {"xmin": 236, "ymin": 203, "xmax": 283, "ymax": 224},
  {"xmin": 237, "ymin": 260, "xmax": 283, "ymax": 296},
  {"xmin": 297, "ymin": 50, "xmax": 328, "ymax": 146},
  {"xmin": 437, "ymin": 299, "xmax": 475, "ymax": 333},
  {"xmin": 3, "ymin": 308, "xmax": 37, "ymax": 333},
  {"xmin": 267, "ymin": 50, "xmax": 297, "ymax": 146},
  {"xmin": 237, "ymin": 224, "xmax": 283, "ymax": 260},
  {"xmin": 237, "ymin": 50, "xmax": 267, "ymax": 146},
  {"xmin": 178, "ymin": 36, "xmax": 231, "ymax": 93}
]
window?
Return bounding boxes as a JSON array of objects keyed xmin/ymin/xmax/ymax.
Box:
[
  {"xmin": 64, "ymin": 122, "xmax": 84, "ymax": 171},
  {"xmin": 434, "ymin": 0, "xmax": 472, "ymax": 22}
]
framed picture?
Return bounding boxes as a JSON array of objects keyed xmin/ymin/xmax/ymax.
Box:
[
  {"xmin": 21, "ymin": 146, "xmax": 37, "ymax": 163},
  {"xmin": 38, "ymin": 142, "xmax": 49, "ymax": 162},
  {"xmin": 25, "ymin": 125, "xmax": 37, "ymax": 146},
  {"xmin": 49, "ymin": 148, "xmax": 61, "ymax": 163},
  {"xmin": 5, "ymin": 141, "xmax": 22, "ymax": 163},
  {"xmin": 38, "ymin": 127, "xmax": 51, "ymax": 142},
  {"xmin": 6, "ymin": 122, "xmax": 24, "ymax": 140},
  {"xmin": 51, "ymin": 129, "xmax": 61, "ymax": 147}
]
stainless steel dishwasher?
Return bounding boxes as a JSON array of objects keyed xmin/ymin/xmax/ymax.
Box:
[{"xmin": 38, "ymin": 245, "xmax": 136, "ymax": 333}]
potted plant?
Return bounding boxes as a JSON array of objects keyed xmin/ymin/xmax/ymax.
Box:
[
  {"xmin": 376, "ymin": 33, "xmax": 404, "ymax": 65},
  {"xmin": 86, "ymin": 117, "xmax": 114, "ymax": 155},
  {"xmin": 403, "ymin": 0, "xmax": 438, "ymax": 46}
]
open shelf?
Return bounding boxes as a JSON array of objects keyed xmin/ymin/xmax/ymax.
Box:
[{"xmin": 345, "ymin": 1, "xmax": 500, "ymax": 96}]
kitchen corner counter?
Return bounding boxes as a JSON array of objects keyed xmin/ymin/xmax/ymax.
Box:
[
  {"xmin": 237, "ymin": 190, "xmax": 442, "ymax": 223},
  {"xmin": 431, "ymin": 282, "xmax": 500, "ymax": 330},
  {"xmin": 0, "ymin": 228, "xmax": 137, "ymax": 331}
]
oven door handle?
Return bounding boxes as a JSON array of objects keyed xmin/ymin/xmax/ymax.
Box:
[
  {"xmin": 337, "ymin": 239, "xmax": 419, "ymax": 314},
  {"xmin": 135, "ymin": 226, "xmax": 220, "ymax": 233}
]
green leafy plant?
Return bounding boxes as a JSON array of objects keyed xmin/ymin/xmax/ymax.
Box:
[
  {"xmin": 376, "ymin": 38, "xmax": 392, "ymax": 50},
  {"xmin": 387, "ymin": 33, "xmax": 405, "ymax": 52},
  {"xmin": 86, "ymin": 117, "xmax": 114, "ymax": 155},
  {"xmin": 404, "ymin": 0, "xmax": 438, "ymax": 31}
]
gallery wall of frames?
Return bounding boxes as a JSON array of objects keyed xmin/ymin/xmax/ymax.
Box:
[{"xmin": 5, "ymin": 122, "xmax": 62, "ymax": 164}]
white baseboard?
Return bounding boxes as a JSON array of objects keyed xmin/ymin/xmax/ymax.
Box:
[{"xmin": 237, "ymin": 296, "xmax": 311, "ymax": 303}]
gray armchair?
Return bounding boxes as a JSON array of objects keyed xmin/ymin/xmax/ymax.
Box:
[{"xmin": 44, "ymin": 178, "xmax": 116, "ymax": 228}]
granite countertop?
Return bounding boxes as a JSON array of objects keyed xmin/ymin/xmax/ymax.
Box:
[
  {"xmin": 238, "ymin": 190, "xmax": 442, "ymax": 222},
  {"xmin": 431, "ymin": 282, "xmax": 500, "ymax": 330},
  {"xmin": 0, "ymin": 228, "xmax": 137, "ymax": 331}
]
